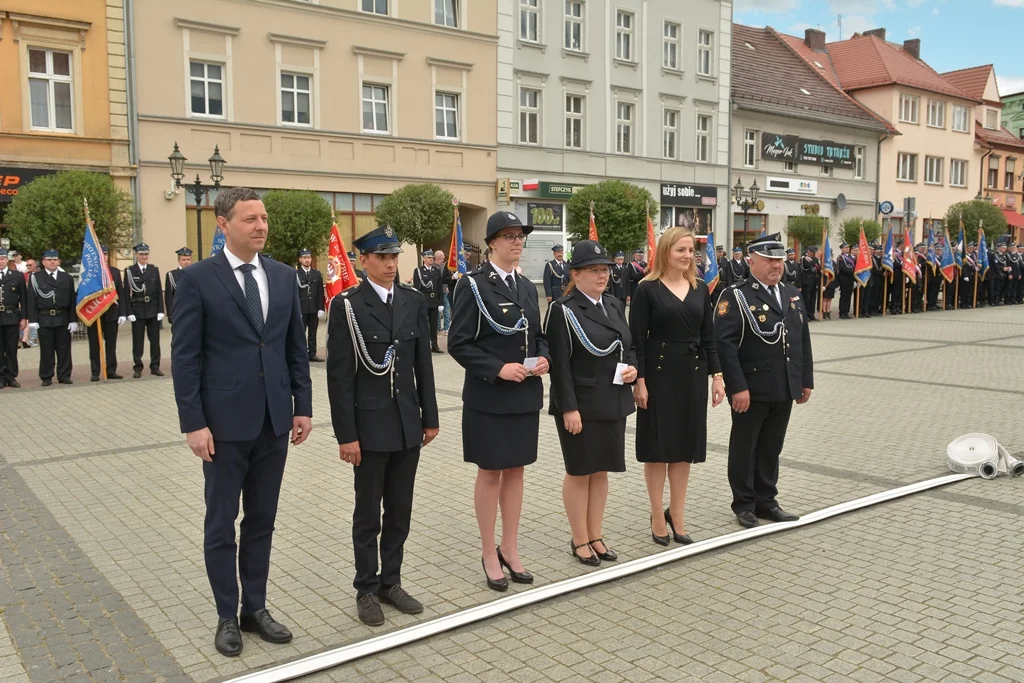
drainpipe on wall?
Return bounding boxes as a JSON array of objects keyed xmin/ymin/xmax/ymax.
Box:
[
  {"xmin": 124, "ymin": 0, "xmax": 142, "ymax": 244},
  {"xmin": 979, "ymin": 148, "xmax": 993, "ymax": 201},
  {"xmin": 726, "ymin": 99, "xmax": 734, "ymax": 252},
  {"xmin": 875, "ymin": 132, "xmax": 888, "ymax": 221}
]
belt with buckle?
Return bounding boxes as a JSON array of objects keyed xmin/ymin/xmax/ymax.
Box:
[
  {"xmin": 144, "ymin": 296, "xmax": 150, "ymax": 302},
  {"xmin": 48, "ymin": 309, "xmax": 59, "ymax": 316},
  {"xmin": 0, "ymin": 305, "xmax": 5, "ymax": 312}
]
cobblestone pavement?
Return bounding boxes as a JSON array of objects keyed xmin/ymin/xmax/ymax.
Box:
[{"xmin": 1, "ymin": 306, "xmax": 1022, "ymax": 682}]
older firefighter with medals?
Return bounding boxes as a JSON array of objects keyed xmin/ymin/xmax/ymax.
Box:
[
  {"xmin": 714, "ymin": 233, "xmax": 813, "ymax": 529},
  {"xmin": 327, "ymin": 224, "xmax": 439, "ymax": 627},
  {"xmin": 124, "ymin": 242, "xmax": 164, "ymax": 377}
]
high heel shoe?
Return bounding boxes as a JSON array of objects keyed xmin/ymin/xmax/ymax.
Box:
[
  {"xmin": 589, "ymin": 538, "xmax": 617, "ymax": 562},
  {"xmin": 570, "ymin": 541, "xmax": 601, "ymax": 567},
  {"xmin": 650, "ymin": 516, "xmax": 670, "ymax": 546},
  {"xmin": 497, "ymin": 546, "xmax": 533, "ymax": 584},
  {"xmin": 664, "ymin": 508, "xmax": 694, "ymax": 545},
  {"xmin": 481, "ymin": 557, "xmax": 508, "ymax": 592}
]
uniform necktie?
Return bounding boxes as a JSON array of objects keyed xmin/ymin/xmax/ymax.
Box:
[
  {"xmin": 505, "ymin": 274, "xmax": 517, "ymax": 296},
  {"xmin": 768, "ymin": 285, "xmax": 780, "ymax": 309},
  {"xmin": 385, "ymin": 292, "xmax": 393, "ymax": 314},
  {"xmin": 237, "ymin": 264, "xmax": 264, "ymax": 335},
  {"xmin": 596, "ymin": 300, "xmax": 608, "ymax": 318}
]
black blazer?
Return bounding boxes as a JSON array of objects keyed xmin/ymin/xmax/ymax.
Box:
[
  {"xmin": 714, "ymin": 280, "xmax": 813, "ymax": 403},
  {"xmin": 326, "ymin": 280, "xmax": 439, "ymax": 452},
  {"xmin": 448, "ymin": 263, "xmax": 549, "ymax": 414},
  {"xmin": 124, "ymin": 264, "xmax": 163, "ymax": 318},
  {"xmin": 170, "ymin": 251, "xmax": 313, "ymax": 441},
  {"xmin": 27, "ymin": 270, "xmax": 76, "ymax": 327},
  {"xmin": 0, "ymin": 269, "xmax": 28, "ymax": 325},
  {"xmin": 100, "ymin": 267, "xmax": 127, "ymax": 323},
  {"xmin": 546, "ymin": 290, "xmax": 637, "ymax": 422}
]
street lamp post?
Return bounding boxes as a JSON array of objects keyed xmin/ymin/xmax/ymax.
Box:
[
  {"xmin": 732, "ymin": 178, "xmax": 760, "ymax": 249},
  {"xmin": 168, "ymin": 142, "xmax": 226, "ymax": 261}
]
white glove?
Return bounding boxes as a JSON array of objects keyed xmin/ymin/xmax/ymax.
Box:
[
  {"xmin": 157, "ymin": 313, "xmax": 165, "ymax": 322},
  {"xmin": 118, "ymin": 316, "xmax": 126, "ymax": 325},
  {"xmin": 317, "ymin": 310, "xmax": 325, "ymax": 320},
  {"xmin": 128, "ymin": 315, "xmax": 137, "ymax": 322},
  {"xmin": 28, "ymin": 322, "xmax": 39, "ymax": 330},
  {"xmin": 68, "ymin": 322, "xmax": 79, "ymax": 333},
  {"xmin": 438, "ymin": 306, "xmax": 443, "ymax": 311}
]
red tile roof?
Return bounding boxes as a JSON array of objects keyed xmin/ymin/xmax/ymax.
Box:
[
  {"xmin": 825, "ymin": 35, "xmax": 980, "ymax": 102},
  {"xmin": 940, "ymin": 65, "xmax": 993, "ymax": 101},
  {"xmin": 976, "ymin": 125, "xmax": 1024, "ymax": 150},
  {"xmin": 777, "ymin": 32, "xmax": 842, "ymax": 90}
]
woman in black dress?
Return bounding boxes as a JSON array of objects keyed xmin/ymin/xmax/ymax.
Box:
[
  {"xmin": 546, "ymin": 241, "xmax": 638, "ymax": 566},
  {"xmin": 630, "ymin": 226, "xmax": 725, "ymax": 545},
  {"xmin": 448, "ymin": 211, "xmax": 550, "ymax": 591}
]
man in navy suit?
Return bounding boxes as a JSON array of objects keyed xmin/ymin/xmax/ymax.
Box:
[{"xmin": 171, "ymin": 187, "xmax": 313, "ymax": 657}]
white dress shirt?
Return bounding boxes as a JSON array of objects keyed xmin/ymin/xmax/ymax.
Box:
[
  {"xmin": 490, "ymin": 262, "xmax": 517, "ymax": 290},
  {"xmin": 367, "ymin": 277, "xmax": 394, "ymax": 304},
  {"xmin": 223, "ymin": 246, "xmax": 269, "ymax": 322},
  {"xmin": 752, "ymin": 275, "xmax": 782, "ymax": 309}
]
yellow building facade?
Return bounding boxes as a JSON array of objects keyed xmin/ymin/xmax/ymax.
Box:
[
  {"xmin": 0, "ymin": 0, "xmax": 132, "ymax": 245},
  {"xmin": 133, "ymin": 0, "xmax": 498, "ymax": 274}
]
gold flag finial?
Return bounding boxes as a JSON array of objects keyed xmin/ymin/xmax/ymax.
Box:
[{"xmin": 83, "ymin": 197, "xmax": 92, "ymax": 226}]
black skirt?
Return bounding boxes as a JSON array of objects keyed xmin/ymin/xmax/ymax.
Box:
[
  {"xmin": 554, "ymin": 416, "xmax": 626, "ymax": 476},
  {"xmin": 462, "ymin": 408, "xmax": 539, "ymax": 470}
]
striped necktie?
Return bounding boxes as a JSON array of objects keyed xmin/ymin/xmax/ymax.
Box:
[{"xmin": 237, "ymin": 264, "xmax": 264, "ymax": 335}]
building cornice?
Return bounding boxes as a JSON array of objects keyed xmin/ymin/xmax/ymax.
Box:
[
  {"xmin": 426, "ymin": 57, "xmax": 474, "ymax": 70},
  {"xmin": 173, "ymin": 18, "xmax": 240, "ymax": 35},
  {"xmin": 733, "ymin": 99, "xmax": 892, "ymax": 134},
  {"xmin": 268, "ymin": 32, "xmax": 327, "ymax": 49},
  {"xmin": 8, "ymin": 12, "xmax": 91, "ymax": 48},
  {"xmin": 352, "ymin": 45, "xmax": 405, "ymax": 60}
]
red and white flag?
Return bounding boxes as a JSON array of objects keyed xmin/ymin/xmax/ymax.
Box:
[{"xmin": 325, "ymin": 221, "xmax": 359, "ymax": 309}]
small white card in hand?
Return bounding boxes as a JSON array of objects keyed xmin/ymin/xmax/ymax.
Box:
[
  {"xmin": 523, "ymin": 357, "xmax": 540, "ymax": 371},
  {"xmin": 613, "ymin": 363, "xmax": 629, "ymax": 385}
]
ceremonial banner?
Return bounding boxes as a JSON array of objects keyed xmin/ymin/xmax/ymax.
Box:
[
  {"xmin": 588, "ymin": 203, "xmax": 599, "ymax": 242},
  {"xmin": 822, "ymin": 233, "xmax": 835, "ymax": 285},
  {"xmin": 882, "ymin": 224, "xmax": 895, "ymax": 276},
  {"xmin": 447, "ymin": 202, "xmax": 468, "ymax": 277},
  {"xmin": 939, "ymin": 227, "xmax": 957, "ymax": 283},
  {"xmin": 646, "ymin": 208, "xmax": 657, "ymax": 272},
  {"xmin": 978, "ymin": 229, "xmax": 990, "ymax": 280},
  {"xmin": 75, "ymin": 203, "xmax": 117, "ymax": 326},
  {"xmin": 325, "ymin": 221, "xmax": 358, "ymax": 308},
  {"xmin": 210, "ymin": 227, "xmax": 226, "ymax": 257},
  {"xmin": 702, "ymin": 230, "xmax": 720, "ymax": 294},
  {"xmin": 903, "ymin": 228, "xmax": 917, "ymax": 284},
  {"xmin": 854, "ymin": 227, "xmax": 872, "ymax": 287}
]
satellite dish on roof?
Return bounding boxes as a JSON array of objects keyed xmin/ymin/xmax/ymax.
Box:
[{"xmin": 836, "ymin": 193, "xmax": 848, "ymax": 210}]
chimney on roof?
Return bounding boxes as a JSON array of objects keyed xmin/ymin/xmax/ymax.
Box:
[
  {"xmin": 804, "ymin": 28, "xmax": 826, "ymax": 52},
  {"xmin": 863, "ymin": 28, "xmax": 886, "ymax": 41},
  {"xmin": 903, "ymin": 38, "xmax": 920, "ymax": 59}
]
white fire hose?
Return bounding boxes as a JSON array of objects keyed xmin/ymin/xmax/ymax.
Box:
[{"xmin": 947, "ymin": 433, "xmax": 1024, "ymax": 479}]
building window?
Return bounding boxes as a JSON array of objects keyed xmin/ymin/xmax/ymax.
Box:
[
  {"xmin": 988, "ymin": 155, "xmax": 999, "ymax": 187},
  {"xmin": 899, "ymin": 93, "xmax": 919, "ymax": 124},
  {"xmin": 663, "ymin": 109, "xmax": 679, "ymax": 159},
  {"xmin": 927, "ymin": 100, "xmax": 945, "ymax": 128},
  {"xmin": 435, "ymin": 0, "xmax": 458, "ymax": 27},
  {"xmin": 924, "ymin": 156, "xmax": 943, "ymax": 185},
  {"xmin": 985, "ymin": 108, "xmax": 998, "ymax": 130},
  {"xmin": 695, "ymin": 113, "xmax": 711, "ymax": 162},
  {"xmin": 362, "ymin": 0, "xmax": 388, "ymax": 14},
  {"xmin": 663, "ymin": 22, "xmax": 680, "ymax": 70},
  {"xmin": 361, "ymin": 84, "xmax": 390, "ymax": 134},
  {"xmin": 189, "ymin": 60, "xmax": 224, "ymax": 118},
  {"xmin": 897, "ymin": 152, "xmax": 917, "ymax": 181},
  {"xmin": 743, "ymin": 129, "xmax": 756, "ymax": 168},
  {"xmin": 565, "ymin": 94, "xmax": 583, "ymax": 149},
  {"xmin": 697, "ymin": 29, "xmax": 713, "ymax": 76},
  {"xmin": 434, "ymin": 92, "xmax": 459, "ymax": 140},
  {"xmin": 1006, "ymin": 158, "xmax": 1016, "ymax": 191},
  {"xmin": 820, "ymin": 164, "xmax": 833, "ymax": 177},
  {"xmin": 280, "ymin": 73, "xmax": 311, "ymax": 126},
  {"xmin": 950, "ymin": 159, "xmax": 967, "ymax": 187},
  {"xmin": 616, "ymin": 102, "xmax": 633, "ymax": 154},
  {"xmin": 783, "ymin": 160, "xmax": 795, "ymax": 172},
  {"xmin": 28, "ymin": 48, "xmax": 74, "ymax": 131},
  {"xmin": 952, "ymin": 105, "xmax": 970, "ymax": 133},
  {"xmin": 519, "ymin": 87, "xmax": 540, "ymax": 144},
  {"xmin": 615, "ymin": 11, "xmax": 634, "ymax": 61},
  {"xmin": 564, "ymin": 1, "xmax": 583, "ymax": 51},
  {"xmin": 854, "ymin": 146, "xmax": 865, "ymax": 179},
  {"xmin": 520, "ymin": 0, "xmax": 539, "ymax": 42}
]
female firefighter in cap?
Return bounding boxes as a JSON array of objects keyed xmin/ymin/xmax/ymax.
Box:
[
  {"xmin": 630, "ymin": 227, "xmax": 724, "ymax": 545},
  {"xmin": 546, "ymin": 240, "xmax": 637, "ymax": 566},
  {"xmin": 448, "ymin": 210, "xmax": 550, "ymax": 592}
]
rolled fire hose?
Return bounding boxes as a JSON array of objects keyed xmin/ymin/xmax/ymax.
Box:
[{"xmin": 947, "ymin": 433, "xmax": 1023, "ymax": 479}]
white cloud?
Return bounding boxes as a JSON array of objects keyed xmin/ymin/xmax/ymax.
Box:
[
  {"xmin": 907, "ymin": 0, "xmax": 927, "ymax": 7},
  {"xmin": 993, "ymin": 0, "xmax": 1024, "ymax": 7},
  {"xmin": 734, "ymin": 0, "xmax": 800, "ymax": 11},
  {"xmin": 997, "ymin": 75, "xmax": 1024, "ymax": 96},
  {"xmin": 907, "ymin": 25, "xmax": 921, "ymax": 37},
  {"xmin": 829, "ymin": 0, "xmax": 896, "ymax": 12},
  {"xmin": 932, "ymin": 7, "xmax": 940, "ymax": 14}
]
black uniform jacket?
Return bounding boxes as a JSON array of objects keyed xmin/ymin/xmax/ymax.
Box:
[
  {"xmin": 296, "ymin": 266, "xmax": 326, "ymax": 316},
  {"xmin": 724, "ymin": 258, "xmax": 750, "ymax": 286},
  {"xmin": 165, "ymin": 268, "xmax": 183, "ymax": 322},
  {"xmin": 27, "ymin": 270, "xmax": 76, "ymax": 327},
  {"xmin": 606, "ymin": 263, "xmax": 628, "ymax": 300},
  {"xmin": 546, "ymin": 290, "xmax": 637, "ymax": 422},
  {"xmin": 413, "ymin": 264, "xmax": 442, "ymax": 305},
  {"xmin": 326, "ymin": 280, "xmax": 438, "ymax": 452},
  {"xmin": 0, "ymin": 269, "xmax": 28, "ymax": 325},
  {"xmin": 448, "ymin": 263, "xmax": 550, "ymax": 414},
  {"xmin": 714, "ymin": 279, "xmax": 813, "ymax": 403},
  {"xmin": 543, "ymin": 259, "xmax": 568, "ymax": 299},
  {"xmin": 124, "ymin": 264, "xmax": 163, "ymax": 318},
  {"xmin": 100, "ymin": 267, "xmax": 128, "ymax": 324},
  {"xmin": 783, "ymin": 259, "xmax": 800, "ymax": 287},
  {"xmin": 800, "ymin": 256, "xmax": 821, "ymax": 287}
]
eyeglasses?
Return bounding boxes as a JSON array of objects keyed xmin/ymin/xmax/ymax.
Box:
[{"xmin": 500, "ymin": 233, "xmax": 527, "ymax": 244}]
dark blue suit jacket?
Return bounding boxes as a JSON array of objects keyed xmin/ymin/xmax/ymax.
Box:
[{"xmin": 171, "ymin": 251, "xmax": 313, "ymax": 441}]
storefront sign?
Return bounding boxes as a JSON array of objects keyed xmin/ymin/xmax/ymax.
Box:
[
  {"xmin": 797, "ymin": 139, "xmax": 854, "ymax": 168},
  {"xmin": 761, "ymin": 133, "xmax": 799, "ymax": 161},
  {"xmin": 0, "ymin": 168, "xmax": 57, "ymax": 201},
  {"xmin": 538, "ymin": 182, "xmax": 583, "ymax": 199},
  {"xmin": 765, "ymin": 176, "xmax": 818, "ymax": 195},
  {"xmin": 496, "ymin": 178, "xmax": 523, "ymax": 202},
  {"xmin": 660, "ymin": 183, "xmax": 718, "ymax": 207},
  {"xmin": 526, "ymin": 202, "xmax": 563, "ymax": 229}
]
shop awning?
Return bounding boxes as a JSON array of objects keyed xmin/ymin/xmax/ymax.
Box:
[{"xmin": 1001, "ymin": 208, "xmax": 1024, "ymax": 229}]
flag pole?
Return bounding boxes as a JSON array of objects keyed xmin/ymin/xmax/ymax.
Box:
[
  {"xmin": 819, "ymin": 227, "xmax": 825, "ymax": 320},
  {"xmin": 855, "ymin": 286, "xmax": 860, "ymax": 319},
  {"xmin": 82, "ymin": 198, "xmax": 108, "ymax": 381},
  {"xmin": 882, "ymin": 272, "xmax": 888, "ymax": 317}
]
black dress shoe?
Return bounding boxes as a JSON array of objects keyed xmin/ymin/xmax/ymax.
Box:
[
  {"xmin": 356, "ymin": 594, "xmax": 385, "ymax": 626},
  {"xmin": 214, "ymin": 617, "xmax": 243, "ymax": 657},
  {"xmin": 239, "ymin": 608, "xmax": 292, "ymax": 643},
  {"xmin": 309, "ymin": 355, "xmax": 325, "ymax": 363},
  {"xmin": 736, "ymin": 511, "xmax": 759, "ymax": 528},
  {"xmin": 151, "ymin": 368, "xmax": 164, "ymax": 377},
  {"xmin": 650, "ymin": 515, "xmax": 670, "ymax": 546},
  {"xmin": 497, "ymin": 546, "xmax": 533, "ymax": 583},
  {"xmin": 108, "ymin": 373, "xmax": 123, "ymax": 380},
  {"xmin": 570, "ymin": 541, "xmax": 600, "ymax": 567},
  {"xmin": 664, "ymin": 509, "xmax": 694, "ymax": 545},
  {"xmin": 58, "ymin": 379, "xmax": 73, "ymax": 385},
  {"xmin": 132, "ymin": 370, "xmax": 142, "ymax": 378},
  {"xmin": 481, "ymin": 558, "xmax": 508, "ymax": 592},
  {"xmin": 589, "ymin": 538, "xmax": 617, "ymax": 561},
  {"xmin": 6, "ymin": 380, "xmax": 19, "ymax": 388},
  {"xmin": 90, "ymin": 376, "xmax": 99, "ymax": 382},
  {"xmin": 41, "ymin": 379, "xmax": 52, "ymax": 387},
  {"xmin": 378, "ymin": 585, "xmax": 423, "ymax": 614},
  {"xmin": 431, "ymin": 347, "xmax": 443, "ymax": 354},
  {"xmin": 756, "ymin": 506, "xmax": 799, "ymax": 523}
]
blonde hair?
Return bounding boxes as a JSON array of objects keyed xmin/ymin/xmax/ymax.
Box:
[{"xmin": 642, "ymin": 226, "xmax": 699, "ymax": 288}]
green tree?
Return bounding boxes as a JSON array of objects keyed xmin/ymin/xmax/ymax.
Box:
[
  {"xmin": 5, "ymin": 170, "xmax": 137, "ymax": 261},
  {"xmin": 565, "ymin": 180, "xmax": 658, "ymax": 256},
  {"xmin": 262, "ymin": 189, "xmax": 334, "ymax": 264},
  {"xmin": 786, "ymin": 214, "xmax": 829, "ymax": 251},
  {"xmin": 373, "ymin": 183, "xmax": 455, "ymax": 251},
  {"xmin": 839, "ymin": 217, "xmax": 883, "ymax": 246},
  {"xmin": 942, "ymin": 200, "xmax": 1008, "ymax": 240}
]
